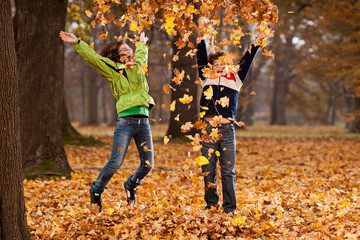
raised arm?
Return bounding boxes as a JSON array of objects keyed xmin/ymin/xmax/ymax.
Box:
[
  {"xmin": 196, "ymin": 39, "xmax": 208, "ymax": 81},
  {"xmin": 237, "ymin": 32, "xmax": 267, "ymax": 83},
  {"xmin": 135, "ymin": 32, "xmax": 149, "ymax": 66},
  {"xmin": 60, "ymin": 31, "xmax": 116, "ymax": 79}
]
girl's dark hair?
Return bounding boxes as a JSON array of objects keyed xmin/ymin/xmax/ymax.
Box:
[
  {"xmin": 100, "ymin": 39, "xmax": 125, "ymax": 63},
  {"xmin": 208, "ymin": 51, "xmax": 225, "ymax": 65}
]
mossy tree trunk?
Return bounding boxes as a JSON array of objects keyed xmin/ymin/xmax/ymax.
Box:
[
  {"xmin": 14, "ymin": 0, "xmax": 73, "ymax": 178},
  {"xmin": 0, "ymin": 0, "xmax": 31, "ymax": 238}
]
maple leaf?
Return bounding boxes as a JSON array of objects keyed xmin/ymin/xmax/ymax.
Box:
[
  {"xmin": 210, "ymin": 128, "xmax": 223, "ymax": 141},
  {"xmin": 209, "ymin": 115, "xmax": 223, "ymax": 127},
  {"xmin": 171, "ymin": 69, "xmax": 185, "ymax": 85},
  {"xmin": 217, "ymin": 96, "xmax": 230, "ymax": 108},
  {"xmin": 99, "ymin": 31, "xmax": 108, "ymax": 40},
  {"xmin": 163, "ymin": 85, "xmax": 171, "ymax": 94},
  {"xmin": 193, "ymin": 119, "xmax": 207, "ymax": 130},
  {"xmin": 204, "ymin": 86, "xmax": 213, "ymax": 100},
  {"xmin": 262, "ymin": 49, "xmax": 275, "ymax": 60},
  {"xmin": 181, "ymin": 122, "xmax": 193, "ymax": 133},
  {"xmin": 179, "ymin": 94, "xmax": 193, "ymax": 104},
  {"xmin": 174, "ymin": 38, "xmax": 186, "ymax": 49}
]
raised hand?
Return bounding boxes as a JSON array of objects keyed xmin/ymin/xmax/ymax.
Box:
[
  {"xmin": 60, "ymin": 31, "xmax": 77, "ymax": 44},
  {"xmin": 139, "ymin": 32, "xmax": 149, "ymax": 43}
]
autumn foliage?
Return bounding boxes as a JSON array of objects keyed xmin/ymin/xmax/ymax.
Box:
[{"xmin": 24, "ymin": 131, "xmax": 360, "ymax": 239}]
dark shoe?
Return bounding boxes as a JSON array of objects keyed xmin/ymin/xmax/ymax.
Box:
[
  {"xmin": 225, "ymin": 209, "xmax": 237, "ymax": 215},
  {"xmin": 90, "ymin": 189, "xmax": 102, "ymax": 212},
  {"xmin": 201, "ymin": 205, "xmax": 217, "ymax": 211},
  {"xmin": 124, "ymin": 182, "xmax": 136, "ymax": 204}
]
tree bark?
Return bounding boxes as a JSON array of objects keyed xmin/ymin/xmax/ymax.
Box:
[
  {"xmin": 0, "ymin": 0, "xmax": 31, "ymax": 238},
  {"xmin": 270, "ymin": 33, "xmax": 294, "ymax": 125},
  {"xmin": 166, "ymin": 32, "xmax": 199, "ymax": 138},
  {"xmin": 14, "ymin": 0, "xmax": 73, "ymax": 177}
]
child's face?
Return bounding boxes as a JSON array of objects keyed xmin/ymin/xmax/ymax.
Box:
[
  {"xmin": 212, "ymin": 60, "xmax": 227, "ymax": 76},
  {"xmin": 118, "ymin": 43, "xmax": 134, "ymax": 62}
]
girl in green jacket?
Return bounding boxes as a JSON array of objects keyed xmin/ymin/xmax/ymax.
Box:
[{"xmin": 60, "ymin": 31, "xmax": 155, "ymax": 212}]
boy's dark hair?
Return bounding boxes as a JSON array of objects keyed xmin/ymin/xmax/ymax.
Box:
[
  {"xmin": 208, "ymin": 51, "xmax": 225, "ymax": 65},
  {"xmin": 100, "ymin": 39, "xmax": 125, "ymax": 63}
]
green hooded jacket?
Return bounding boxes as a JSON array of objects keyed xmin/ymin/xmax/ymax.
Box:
[{"xmin": 74, "ymin": 40, "xmax": 155, "ymax": 114}]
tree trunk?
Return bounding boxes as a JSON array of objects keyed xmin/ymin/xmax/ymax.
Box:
[
  {"xmin": 14, "ymin": 0, "xmax": 72, "ymax": 178},
  {"xmin": 270, "ymin": 34, "xmax": 294, "ymax": 125},
  {"xmin": 166, "ymin": 32, "xmax": 199, "ymax": 138},
  {"xmin": 0, "ymin": 0, "xmax": 31, "ymax": 238},
  {"xmin": 351, "ymin": 79, "xmax": 360, "ymax": 133}
]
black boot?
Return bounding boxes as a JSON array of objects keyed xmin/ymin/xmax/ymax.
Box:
[
  {"xmin": 124, "ymin": 182, "xmax": 136, "ymax": 204},
  {"xmin": 90, "ymin": 189, "xmax": 102, "ymax": 212}
]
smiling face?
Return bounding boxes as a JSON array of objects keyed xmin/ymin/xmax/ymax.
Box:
[
  {"xmin": 118, "ymin": 43, "xmax": 134, "ymax": 63},
  {"xmin": 212, "ymin": 59, "xmax": 227, "ymax": 76}
]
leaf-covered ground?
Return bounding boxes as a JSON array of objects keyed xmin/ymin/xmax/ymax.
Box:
[{"xmin": 24, "ymin": 127, "xmax": 360, "ymax": 239}]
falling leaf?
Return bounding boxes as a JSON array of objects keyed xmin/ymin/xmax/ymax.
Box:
[
  {"xmin": 107, "ymin": 208, "xmax": 115, "ymax": 215},
  {"xmin": 179, "ymin": 94, "xmax": 193, "ymax": 104},
  {"xmin": 262, "ymin": 49, "xmax": 275, "ymax": 60},
  {"xmin": 118, "ymin": 147, "xmax": 123, "ymax": 152},
  {"xmin": 195, "ymin": 156, "xmax": 209, "ymax": 165},
  {"xmin": 174, "ymin": 114, "xmax": 180, "ymax": 121},
  {"xmin": 204, "ymin": 86, "xmax": 213, "ymax": 100},
  {"xmin": 143, "ymin": 146, "xmax": 152, "ymax": 152},
  {"xmin": 181, "ymin": 122, "xmax": 193, "ymax": 133},
  {"xmin": 170, "ymin": 100, "xmax": 176, "ymax": 112},
  {"xmin": 163, "ymin": 85, "xmax": 171, "ymax": 94},
  {"xmin": 217, "ymin": 96, "xmax": 230, "ymax": 108},
  {"xmin": 89, "ymin": 42, "xmax": 95, "ymax": 48},
  {"xmin": 215, "ymin": 151, "xmax": 220, "ymax": 156},
  {"xmin": 163, "ymin": 136, "xmax": 170, "ymax": 145},
  {"xmin": 85, "ymin": 10, "xmax": 92, "ymax": 18},
  {"xmin": 250, "ymin": 91, "xmax": 256, "ymax": 95},
  {"xmin": 99, "ymin": 31, "xmax": 108, "ymax": 40}
]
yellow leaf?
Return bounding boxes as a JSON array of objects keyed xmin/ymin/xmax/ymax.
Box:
[
  {"xmin": 215, "ymin": 151, "xmax": 220, "ymax": 156},
  {"xmin": 179, "ymin": 94, "xmax": 193, "ymax": 104},
  {"xmin": 170, "ymin": 100, "xmax": 176, "ymax": 112},
  {"xmin": 141, "ymin": 63, "xmax": 148, "ymax": 73},
  {"xmin": 200, "ymin": 111, "xmax": 206, "ymax": 118},
  {"xmin": 204, "ymin": 86, "xmax": 213, "ymax": 100},
  {"xmin": 107, "ymin": 208, "xmax": 114, "ymax": 215},
  {"xmin": 85, "ymin": 10, "xmax": 92, "ymax": 18},
  {"xmin": 200, "ymin": 106, "xmax": 209, "ymax": 110},
  {"xmin": 89, "ymin": 42, "xmax": 95, "ymax": 48},
  {"xmin": 163, "ymin": 136, "xmax": 170, "ymax": 145},
  {"xmin": 217, "ymin": 96, "xmax": 229, "ymax": 108},
  {"xmin": 195, "ymin": 156, "xmax": 209, "ymax": 166}
]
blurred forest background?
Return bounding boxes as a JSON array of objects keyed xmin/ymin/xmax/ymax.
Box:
[{"xmin": 63, "ymin": 0, "xmax": 360, "ymax": 129}]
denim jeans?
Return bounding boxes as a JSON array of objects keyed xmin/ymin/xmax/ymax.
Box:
[
  {"xmin": 201, "ymin": 121, "xmax": 236, "ymax": 213},
  {"xmin": 91, "ymin": 116, "xmax": 154, "ymax": 194}
]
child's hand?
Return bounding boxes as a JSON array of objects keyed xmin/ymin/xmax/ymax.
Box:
[
  {"xmin": 139, "ymin": 32, "xmax": 149, "ymax": 43},
  {"xmin": 60, "ymin": 31, "xmax": 77, "ymax": 44}
]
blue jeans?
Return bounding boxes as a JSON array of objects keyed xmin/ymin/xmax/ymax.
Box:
[
  {"xmin": 201, "ymin": 121, "xmax": 236, "ymax": 213},
  {"xmin": 91, "ymin": 116, "xmax": 154, "ymax": 193}
]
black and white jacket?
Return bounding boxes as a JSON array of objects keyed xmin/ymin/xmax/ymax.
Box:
[{"xmin": 197, "ymin": 40, "xmax": 260, "ymax": 119}]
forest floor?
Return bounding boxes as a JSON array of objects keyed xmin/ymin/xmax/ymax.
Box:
[{"xmin": 24, "ymin": 125, "xmax": 360, "ymax": 239}]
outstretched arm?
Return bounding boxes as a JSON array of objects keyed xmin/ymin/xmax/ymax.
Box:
[
  {"xmin": 60, "ymin": 31, "xmax": 115, "ymax": 79},
  {"xmin": 196, "ymin": 39, "xmax": 208, "ymax": 81}
]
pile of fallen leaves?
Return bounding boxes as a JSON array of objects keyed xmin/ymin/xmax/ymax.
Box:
[{"xmin": 24, "ymin": 135, "xmax": 360, "ymax": 239}]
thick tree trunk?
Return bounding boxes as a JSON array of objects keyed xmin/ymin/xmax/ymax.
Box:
[
  {"xmin": 166, "ymin": 32, "xmax": 199, "ymax": 138},
  {"xmin": 0, "ymin": 0, "xmax": 31, "ymax": 238},
  {"xmin": 14, "ymin": 0, "xmax": 72, "ymax": 177}
]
